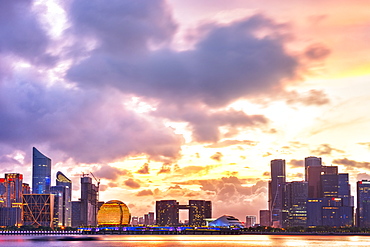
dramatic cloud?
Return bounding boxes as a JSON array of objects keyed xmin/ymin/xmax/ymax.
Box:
[
  {"xmin": 304, "ymin": 43, "xmax": 331, "ymax": 60},
  {"xmin": 153, "ymin": 105, "xmax": 268, "ymax": 142},
  {"xmin": 286, "ymin": 89, "xmax": 330, "ymax": 106},
  {"xmin": 206, "ymin": 140, "xmax": 257, "ymax": 148},
  {"xmin": 124, "ymin": 178, "xmax": 141, "ymax": 189},
  {"xmin": 158, "ymin": 163, "xmax": 172, "ymax": 174},
  {"xmin": 67, "ymin": 0, "xmax": 176, "ymax": 56},
  {"xmin": 0, "ymin": 0, "xmax": 55, "ymax": 65},
  {"xmin": 289, "ymin": 159, "xmax": 304, "ymax": 168},
  {"xmin": 94, "ymin": 165, "xmax": 131, "ymax": 181},
  {"xmin": 312, "ymin": 144, "xmax": 345, "ymax": 156},
  {"xmin": 210, "ymin": 152, "xmax": 223, "ymax": 162},
  {"xmin": 137, "ymin": 163, "xmax": 150, "ymax": 174},
  {"xmin": 136, "ymin": 189, "xmax": 153, "ymax": 196},
  {"xmin": 67, "ymin": 13, "xmax": 302, "ymax": 108},
  {"xmin": 332, "ymin": 158, "xmax": 370, "ymax": 170}
]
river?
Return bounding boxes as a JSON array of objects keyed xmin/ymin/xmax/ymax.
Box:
[{"xmin": 1, "ymin": 234, "xmax": 370, "ymax": 246}]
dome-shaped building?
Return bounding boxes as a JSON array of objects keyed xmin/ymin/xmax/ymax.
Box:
[
  {"xmin": 208, "ymin": 215, "xmax": 244, "ymax": 228},
  {"xmin": 97, "ymin": 200, "xmax": 131, "ymax": 226}
]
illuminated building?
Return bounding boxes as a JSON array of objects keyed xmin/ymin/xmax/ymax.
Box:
[
  {"xmin": 156, "ymin": 200, "xmax": 212, "ymax": 226},
  {"xmin": 32, "ymin": 147, "xmax": 51, "ymax": 194},
  {"xmin": 23, "ymin": 194, "xmax": 54, "ymax": 228},
  {"xmin": 306, "ymin": 169, "xmax": 353, "ymax": 228},
  {"xmin": 208, "ymin": 215, "xmax": 243, "ymax": 228},
  {"xmin": 97, "ymin": 200, "xmax": 131, "ymax": 226},
  {"xmin": 245, "ymin": 216, "xmax": 256, "ymax": 228},
  {"xmin": 156, "ymin": 200, "xmax": 179, "ymax": 226},
  {"xmin": 0, "ymin": 173, "xmax": 25, "ymax": 227},
  {"xmin": 50, "ymin": 186, "xmax": 65, "ymax": 228},
  {"xmin": 0, "ymin": 207, "xmax": 22, "ymax": 227},
  {"xmin": 188, "ymin": 200, "xmax": 212, "ymax": 226},
  {"xmin": 54, "ymin": 171, "xmax": 72, "ymax": 227},
  {"xmin": 284, "ymin": 181, "xmax": 308, "ymax": 228},
  {"xmin": 307, "ymin": 165, "xmax": 337, "ymax": 198},
  {"xmin": 269, "ymin": 159, "xmax": 286, "ymax": 228},
  {"xmin": 357, "ymin": 180, "xmax": 370, "ymax": 227}
]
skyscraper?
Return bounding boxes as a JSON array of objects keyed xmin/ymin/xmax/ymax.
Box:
[
  {"xmin": 357, "ymin": 180, "xmax": 370, "ymax": 227},
  {"xmin": 284, "ymin": 181, "xmax": 308, "ymax": 228},
  {"xmin": 306, "ymin": 165, "xmax": 353, "ymax": 228},
  {"xmin": 80, "ymin": 175, "xmax": 99, "ymax": 226},
  {"xmin": 304, "ymin": 156, "xmax": 322, "ymax": 181},
  {"xmin": 269, "ymin": 159, "xmax": 286, "ymax": 228},
  {"xmin": 307, "ymin": 165, "xmax": 337, "ymax": 198},
  {"xmin": 188, "ymin": 200, "xmax": 212, "ymax": 226},
  {"xmin": 55, "ymin": 171, "xmax": 72, "ymax": 227},
  {"xmin": 156, "ymin": 200, "xmax": 179, "ymax": 226},
  {"xmin": 32, "ymin": 147, "xmax": 51, "ymax": 194}
]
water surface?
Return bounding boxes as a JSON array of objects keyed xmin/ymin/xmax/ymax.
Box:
[{"xmin": 1, "ymin": 234, "xmax": 370, "ymax": 246}]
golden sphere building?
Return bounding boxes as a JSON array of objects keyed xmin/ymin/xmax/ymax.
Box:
[{"xmin": 97, "ymin": 200, "xmax": 131, "ymax": 226}]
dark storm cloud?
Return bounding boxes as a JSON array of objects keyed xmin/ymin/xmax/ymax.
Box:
[
  {"xmin": 0, "ymin": 0, "xmax": 55, "ymax": 65},
  {"xmin": 68, "ymin": 0, "xmax": 176, "ymax": 56},
  {"xmin": 67, "ymin": 14, "xmax": 300, "ymax": 108},
  {"xmin": 0, "ymin": 76, "xmax": 183, "ymax": 164}
]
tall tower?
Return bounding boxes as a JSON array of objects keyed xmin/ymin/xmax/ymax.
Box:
[
  {"xmin": 32, "ymin": 147, "xmax": 51, "ymax": 194},
  {"xmin": 269, "ymin": 159, "xmax": 286, "ymax": 228},
  {"xmin": 56, "ymin": 171, "xmax": 72, "ymax": 227},
  {"xmin": 357, "ymin": 180, "xmax": 370, "ymax": 227},
  {"xmin": 304, "ymin": 156, "xmax": 322, "ymax": 181},
  {"xmin": 80, "ymin": 175, "xmax": 98, "ymax": 226},
  {"xmin": 284, "ymin": 181, "xmax": 308, "ymax": 228}
]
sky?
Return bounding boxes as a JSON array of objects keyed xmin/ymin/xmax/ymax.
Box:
[{"xmin": 1, "ymin": 0, "xmax": 370, "ymax": 223}]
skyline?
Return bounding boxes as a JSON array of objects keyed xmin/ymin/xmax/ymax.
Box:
[{"xmin": 1, "ymin": 0, "xmax": 370, "ymax": 222}]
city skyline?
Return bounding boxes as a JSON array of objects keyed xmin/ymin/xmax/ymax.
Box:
[{"xmin": 0, "ymin": 0, "xmax": 370, "ymax": 222}]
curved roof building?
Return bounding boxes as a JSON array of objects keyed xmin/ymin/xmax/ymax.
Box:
[
  {"xmin": 208, "ymin": 215, "xmax": 244, "ymax": 228},
  {"xmin": 97, "ymin": 200, "xmax": 131, "ymax": 226},
  {"xmin": 32, "ymin": 147, "xmax": 51, "ymax": 194}
]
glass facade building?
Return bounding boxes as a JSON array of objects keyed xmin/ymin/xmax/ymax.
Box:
[
  {"xmin": 269, "ymin": 159, "xmax": 286, "ymax": 228},
  {"xmin": 32, "ymin": 147, "xmax": 51, "ymax": 194},
  {"xmin": 357, "ymin": 180, "xmax": 370, "ymax": 227}
]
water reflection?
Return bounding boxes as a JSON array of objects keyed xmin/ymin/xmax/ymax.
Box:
[{"xmin": 1, "ymin": 234, "xmax": 370, "ymax": 246}]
